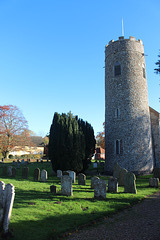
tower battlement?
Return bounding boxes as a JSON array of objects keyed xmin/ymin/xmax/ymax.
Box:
[{"xmin": 106, "ymin": 36, "xmax": 143, "ymax": 47}]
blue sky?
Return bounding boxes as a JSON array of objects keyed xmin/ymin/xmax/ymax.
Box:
[{"xmin": 0, "ymin": 0, "xmax": 160, "ymax": 137}]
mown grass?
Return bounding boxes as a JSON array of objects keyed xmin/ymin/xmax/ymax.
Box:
[{"xmin": 0, "ymin": 161, "xmax": 159, "ymax": 240}]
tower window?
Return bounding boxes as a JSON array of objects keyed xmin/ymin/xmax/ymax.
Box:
[
  {"xmin": 142, "ymin": 64, "xmax": 146, "ymax": 78},
  {"xmin": 115, "ymin": 139, "xmax": 123, "ymax": 155},
  {"xmin": 115, "ymin": 108, "xmax": 120, "ymax": 119},
  {"xmin": 114, "ymin": 62, "xmax": 121, "ymax": 76}
]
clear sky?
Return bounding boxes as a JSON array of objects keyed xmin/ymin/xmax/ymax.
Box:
[{"xmin": 0, "ymin": 0, "xmax": 160, "ymax": 137}]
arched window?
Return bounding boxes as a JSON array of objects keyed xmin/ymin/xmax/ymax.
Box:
[
  {"xmin": 114, "ymin": 62, "xmax": 121, "ymax": 76},
  {"xmin": 115, "ymin": 139, "xmax": 123, "ymax": 155},
  {"xmin": 115, "ymin": 108, "xmax": 120, "ymax": 119},
  {"xmin": 142, "ymin": 64, "xmax": 146, "ymax": 78}
]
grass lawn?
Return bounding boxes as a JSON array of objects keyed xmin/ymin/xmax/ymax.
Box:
[{"xmin": 0, "ymin": 161, "xmax": 159, "ymax": 240}]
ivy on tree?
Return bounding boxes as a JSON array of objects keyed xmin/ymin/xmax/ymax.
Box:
[{"xmin": 48, "ymin": 112, "xmax": 96, "ymax": 172}]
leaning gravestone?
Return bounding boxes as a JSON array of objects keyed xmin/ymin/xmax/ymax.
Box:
[
  {"xmin": 61, "ymin": 175, "xmax": 72, "ymax": 196},
  {"xmin": 41, "ymin": 169, "xmax": 47, "ymax": 182},
  {"xmin": 2, "ymin": 166, "xmax": 7, "ymax": 176},
  {"xmin": 78, "ymin": 173, "xmax": 86, "ymax": 185},
  {"xmin": 91, "ymin": 176, "xmax": 100, "ymax": 189},
  {"xmin": 7, "ymin": 167, "xmax": 12, "ymax": 177},
  {"xmin": 22, "ymin": 167, "xmax": 29, "ymax": 179},
  {"xmin": 67, "ymin": 171, "xmax": 76, "ymax": 183},
  {"xmin": 108, "ymin": 177, "xmax": 118, "ymax": 193},
  {"xmin": 124, "ymin": 171, "xmax": 137, "ymax": 194},
  {"xmin": 118, "ymin": 168, "xmax": 128, "ymax": 186},
  {"xmin": 34, "ymin": 168, "xmax": 40, "ymax": 181},
  {"xmin": 94, "ymin": 179, "xmax": 107, "ymax": 199},
  {"xmin": 149, "ymin": 178, "xmax": 159, "ymax": 188},
  {"xmin": 0, "ymin": 181, "xmax": 15, "ymax": 235},
  {"xmin": 12, "ymin": 167, "xmax": 16, "ymax": 178},
  {"xmin": 57, "ymin": 170, "xmax": 62, "ymax": 178}
]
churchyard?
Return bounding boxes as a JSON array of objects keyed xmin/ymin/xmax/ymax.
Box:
[{"xmin": 0, "ymin": 160, "xmax": 159, "ymax": 240}]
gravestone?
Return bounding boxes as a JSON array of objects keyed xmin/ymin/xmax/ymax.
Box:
[
  {"xmin": 78, "ymin": 173, "xmax": 86, "ymax": 185},
  {"xmin": 34, "ymin": 168, "xmax": 40, "ymax": 181},
  {"xmin": 50, "ymin": 185, "xmax": 57, "ymax": 194},
  {"xmin": 93, "ymin": 162, "xmax": 98, "ymax": 168},
  {"xmin": 12, "ymin": 168, "xmax": 16, "ymax": 178},
  {"xmin": 41, "ymin": 169, "xmax": 47, "ymax": 182},
  {"xmin": 63, "ymin": 171, "xmax": 69, "ymax": 176},
  {"xmin": 153, "ymin": 167, "xmax": 160, "ymax": 179},
  {"xmin": 2, "ymin": 166, "xmax": 7, "ymax": 176},
  {"xmin": 61, "ymin": 175, "xmax": 72, "ymax": 196},
  {"xmin": 7, "ymin": 167, "xmax": 12, "ymax": 177},
  {"xmin": 113, "ymin": 162, "xmax": 121, "ymax": 180},
  {"xmin": 57, "ymin": 170, "xmax": 62, "ymax": 178},
  {"xmin": 149, "ymin": 178, "xmax": 159, "ymax": 188},
  {"xmin": 22, "ymin": 167, "xmax": 29, "ymax": 179},
  {"xmin": 94, "ymin": 179, "xmax": 107, "ymax": 199},
  {"xmin": 21, "ymin": 159, "xmax": 25, "ymax": 164},
  {"xmin": 0, "ymin": 181, "xmax": 5, "ymax": 223},
  {"xmin": 118, "ymin": 168, "xmax": 128, "ymax": 186},
  {"xmin": 3, "ymin": 184, "xmax": 15, "ymax": 233},
  {"xmin": 108, "ymin": 177, "xmax": 118, "ymax": 193},
  {"xmin": 91, "ymin": 176, "xmax": 100, "ymax": 189},
  {"xmin": 67, "ymin": 171, "xmax": 76, "ymax": 183},
  {"xmin": 124, "ymin": 171, "xmax": 137, "ymax": 194}
]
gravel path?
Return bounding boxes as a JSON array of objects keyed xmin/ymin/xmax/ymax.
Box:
[{"xmin": 66, "ymin": 191, "xmax": 160, "ymax": 240}]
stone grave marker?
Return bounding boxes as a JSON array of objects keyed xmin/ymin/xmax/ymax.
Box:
[
  {"xmin": 91, "ymin": 176, "xmax": 100, "ymax": 189},
  {"xmin": 118, "ymin": 168, "xmax": 128, "ymax": 186},
  {"xmin": 94, "ymin": 179, "xmax": 107, "ymax": 199},
  {"xmin": 57, "ymin": 170, "xmax": 62, "ymax": 178},
  {"xmin": 113, "ymin": 162, "xmax": 121, "ymax": 180},
  {"xmin": 50, "ymin": 185, "xmax": 57, "ymax": 194},
  {"xmin": 153, "ymin": 167, "xmax": 160, "ymax": 179},
  {"xmin": 108, "ymin": 177, "xmax": 118, "ymax": 193},
  {"xmin": 0, "ymin": 181, "xmax": 5, "ymax": 223},
  {"xmin": 34, "ymin": 168, "xmax": 40, "ymax": 181},
  {"xmin": 149, "ymin": 178, "xmax": 159, "ymax": 188},
  {"xmin": 67, "ymin": 171, "xmax": 76, "ymax": 183},
  {"xmin": 7, "ymin": 167, "xmax": 12, "ymax": 177},
  {"xmin": 93, "ymin": 162, "xmax": 98, "ymax": 168},
  {"xmin": 2, "ymin": 166, "xmax": 7, "ymax": 176},
  {"xmin": 78, "ymin": 173, "xmax": 86, "ymax": 185},
  {"xmin": 124, "ymin": 171, "xmax": 137, "ymax": 194},
  {"xmin": 12, "ymin": 167, "xmax": 16, "ymax": 178},
  {"xmin": 63, "ymin": 171, "xmax": 69, "ymax": 176},
  {"xmin": 41, "ymin": 169, "xmax": 47, "ymax": 182},
  {"xmin": 61, "ymin": 175, "xmax": 72, "ymax": 196},
  {"xmin": 22, "ymin": 167, "xmax": 29, "ymax": 179},
  {"xmin": 21, "ymin": 159, "xmax": 25, "ymax": 164}
]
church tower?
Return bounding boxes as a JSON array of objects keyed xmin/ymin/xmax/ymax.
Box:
[{"xmin": 104, "ymin": 36, "xmax": 153, "ymax": 175}]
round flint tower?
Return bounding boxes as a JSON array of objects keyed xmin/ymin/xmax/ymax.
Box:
[{"xmin": 105, "ymin": 36, "xmax": 153, "ymax": 175}]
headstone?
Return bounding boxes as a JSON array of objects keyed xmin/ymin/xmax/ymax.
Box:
[
  {"xmin": 12, "ymin": 168, "xmax": 16, "ymax": 178},
  {"xmin": 63, "ymin": 171, "xmax": 69, "ymax": 176},
  {"xmin": 153, "ymin": 167, "xmax": 160, "ymax": 179},
  {"xmin": 93, "ymin": 162, "xmax": 98, "ymax": 168},
  {"xmin": 3, "ymin": 184, "xmax": 15, "ymax": 233},
  {"xmin": 57, "ymin": 170, "xmax": 62, "ymax": 178},
  {"xmin": 41, "ymin": 169, "xmax": 47, "ymax": 182},
  {"xmin": 67, "ymin": 171, "xmax": 76, "ymax": 183},
  {"xmin": 50, "ymin": 185, "xmax": 57, "ymax": 194},
  {"xmin": 94, "ymin": 179, "xmax": 107, "ymax": 199},
  {"xmin": 149, "ymin": 178, "xmax": 159, "ymax": 188},
  {"xmin": 2, "ymin": 166, "xmax": 7, "ymax": 176},
  {"xmin": 113, "ymin": 162, "xmax": 121, "ymax": 180},
  {"xmin": 21, "ymin": 159, "xmax": 25, "ymax": 164},
  {"xmin": 0, "ymin": 181, "xmax": 5, "ymax": 224},
  {"xmin": 61, "ymin": 175, "xmax": 72, "ymax": 196},
  {"xmin": 7, "ymin": 167, "xmax": 12, "ymax": 177},
  {"xmin": 22, "ymin": 167, "xmax": 29, "ymax": 179},
  {"xmin": 34, "ymin": 168, "xmax": 40, "ymax": 181},
  {"xmin": 91, "ymin": 176, "xmax": 100, "ymax": 189},
  {"xmin": 108, "ymin": 177, "xmax": 118, "ymax": 193},
  {"xmin": 78, "ymin": 173, "xmax": 86, "ymax": 185},
  {"xmin": 124, "ymin": 171, "xmax": 137, "ymax": 194},
  {"xmin": 118, "ymin": 168, "xmax": 128, "ymax": 186}
]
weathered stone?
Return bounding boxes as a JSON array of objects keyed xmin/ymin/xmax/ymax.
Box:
[
  {"xmin": 50, "ymin": 185, "xmax": 57, "ymax": 194},
  {"xmin": 124, "ymin": 171, "xmax": 137, "ymax": 194},
  {"xmin": 93, "ymin": 162, "xmax": 98, "ymax": 168},
  {"xmin": 2, "ymin": 166, "xmax": 7, "ymax": 176},
  {"xmin": 3, "ymin": 184, "xmax": 15, "ymax": 233},
  {"xmin": 7, "ymin": 167, "xmax": 12, "ymax": 177},
  {"xmin": 22, "ymin": 167, "xmax": 29, "ymax": 179},
  {"xmin": 12, "ymin": 168, "xmax": 16, "ymax": 178},
  {"xmin": 41, "ymin": 169, "xmax": 47, "ymax": 182},
  {"xmin": 63, "ymin": 171, "xmax": 69, "ymax": 176},
  {"xmin": 67, "ymin": 171, "xmax": 76, "ymax": 183},
  {"xmin": 57, "ymin": 170, "xmax": 62, "ymax": 178},
  {"xmin": 78, "ymin": 173, "xmax": 86, "ymax": 185},
  {"xmin": 113, "ymin": 163, "xmax": 121, "ymax": 180},
  {"xmin": 108, "ymin": 177, "xmax": 118, "ymax": 193},
  {"xmin": 149, "ymin": 178, "xmax": 159, "ymax": 188},
  {"xmin": 94, "ymin": 179, "xmax": 107, "ymax": 199},
  {"xmin": 61, "ymin": 175, "xmax": 72, "ymax": 196},
  {"xmin": 0, "ymin": 181, "xmax": 5, "ymax": 224},
  {"xmin": 34, "ymin": 168, "xmax": 40, "ymax": 181},
  {"xmin": 153, "ymin": 167, "xmax": 160, "ymax": 179},
  {"xmin": 91, "ymin": 176, "xmax": 100, "ymax": 189},
  {"xmin": 118, "ymin": 168, "xmax": 128, "ymax": 186}
]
